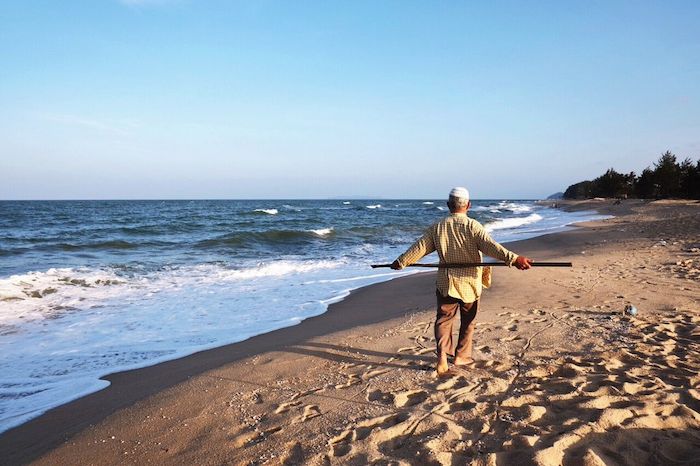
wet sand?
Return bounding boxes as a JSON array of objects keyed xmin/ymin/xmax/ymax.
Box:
[{"xmin": 1, "ymin": 199, "xmax": 699, "ymax": 465}]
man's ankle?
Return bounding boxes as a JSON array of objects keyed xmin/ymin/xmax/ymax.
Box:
[{"xmin": 454, "ymin": 355, "xmax": 473, "ymax": 365}]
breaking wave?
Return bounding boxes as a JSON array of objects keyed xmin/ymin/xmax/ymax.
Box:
[
  {"xmin": 253, "ymin": 208, "xmax": 278, "ymax": 215},
  {"xmin": 485, "ymin": 213, "xmax": 543, "ymax": 232}
]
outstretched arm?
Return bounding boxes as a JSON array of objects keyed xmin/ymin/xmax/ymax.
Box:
[
  {"xmin": 474, "ymin": 224, "xmax": 532, "ymax": 270},
  {"xmin": 391, "ymin": 230, "xmax": 436, "ymax": 270}
]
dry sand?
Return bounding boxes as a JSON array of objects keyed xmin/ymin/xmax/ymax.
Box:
[{"xmin": 1, "ymin": 199, "xmax": 699, "ymax": 465}]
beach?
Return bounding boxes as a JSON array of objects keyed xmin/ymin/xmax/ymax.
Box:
[{"xmin": 1, "ymin": 199, "xmax": 699, "ymax": 465}]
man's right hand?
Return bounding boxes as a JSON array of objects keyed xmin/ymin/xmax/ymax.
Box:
[
  {"xmin": 514, "ymin": 256, "xmax": 533, "ymax": 270},
  {"xmin": 390, "ymin": 260, "xmax": 403, "ymax": 270}
]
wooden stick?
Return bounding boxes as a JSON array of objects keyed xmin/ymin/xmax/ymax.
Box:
[{"xmin": 370, "ymin": 261, "xmax": 572, "ymax": 269}]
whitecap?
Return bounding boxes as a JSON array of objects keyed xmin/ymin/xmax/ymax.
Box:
[
  {"xmin": 309, "ymin": 228, "xmax": 334, "ymax": 237},
  {"xmin": 485, "ymin": 213, "xmax": 543, "ymax": 232},
  {"xmin": 342, "ymin": 201, "xmax": 351, "ymax": 205},
  {"xmin": 366, "ymin": 204, "xmax": 381, "ymax": 209},
  {"xmin": 422, "ymin": 201, "xmax": 434, "ymax": 205},
  {"xmin": 497, "ymin": 202, "xmax": 532, "ymax": 213},
  {"xmin": 254, "ymin": 208, "xmax": 278, "ymax": 215}
]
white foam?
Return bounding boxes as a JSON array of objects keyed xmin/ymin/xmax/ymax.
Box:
[
  {"xmin": 485, "ymin": 213, "xmax": 543, "ymax": 232},
  {"xmin": 254, "ymin": 208, "xmax": 278, "ymax": 215},
  {"xmin": 366, "ymin": 204, "xmax": 381, "ymax": 209},
  {"xmin": 309, "ymin": 228, "xmax": 333, "ymax": 237},
  {"xmin": 0, "ymin": 261, "xmax": 345, "ymax": 326},
  {"xmin": 0, "ymin": 258, "xmax": 356, "ymax": 433},
  {"xmin": 342, "ymin": 201, "xmax": 351, "ymax": 205},
  {"xmin": 303, "ymin": 271, "xmax": 401, "ymax": 284},
  {"xmin": 422, "ymin": 201, "xmax": 434, "ymax": 205},
  {"xmin": 436, "ymin": 206, "xmax": 446, "ymax": 211},
  {"xmin": 211, "ymin": 260, "xmax": 343, "ymax": 280},
  {"xmin": 0, "ymin": 268, "xmax": 130, "ymax": 325},
  {"xmin": 497, "ymin": 202, "xmax": 532, "ymax": 213}
]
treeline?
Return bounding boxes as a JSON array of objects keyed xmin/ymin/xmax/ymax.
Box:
[{"xmin": 563, "ymin": 151, "xmax": 700, "ymax": 200}]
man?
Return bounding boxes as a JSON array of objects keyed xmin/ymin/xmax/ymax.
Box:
[{"xmin": 391, "ymin": 187, "xmax": 532, "ymax": 376}]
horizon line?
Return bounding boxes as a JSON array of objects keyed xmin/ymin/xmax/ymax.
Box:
[{"xmin": 0, "ymin": 197, "xmax": 544, "ymax": 202}]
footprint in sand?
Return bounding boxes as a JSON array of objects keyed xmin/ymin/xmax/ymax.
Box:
[
  {"xmin": 275, "ymin": 400, "xmax": 302, "ymax": 414},
  {"xmin": 392, "ymin": 389, "xmax": 429, "ymax": 407},
  {"xmin": 363, "ymin": 367, "xmax": 391, "ymax": 379},
  {"xmin": 436, "ymin": 398, "xmax": 478, "ymax": 415},
  {"xmin": 231, "ymin": 429, "xmax": 260, "ymax": 448},
  {"xmin": 476, "ymin": 345, "xmax": 492, "ymax": 354},
  {"xmin": 405, "ymin": 322, "xmax": 431, "ymax": 334},
  {"xmin": 293, "ymin": 405, "xmax": 321, "ymax": 423},
  {"xmin": 502, "ymin": 334, "xmax": 522, "ymax": 342},
  {"xmin": 334, "ymin": 375, "xmax": 361, "ymax": 389},
  {"xmin": 264, "ymin": 425, "xmax": 283, "ymax": 435},
  {"xmin": 398, "ymin": 345, "xmax": 434, "ymax": 356},
  {"xmin": 397, "ymin": 345, "xmax": 421, "ymax": 353},
  {"xmin": 436, "ymin": 375, "xmax": 471, "ymax": 391},
  {"xmin": 231, "ymin": 424, "xmax": 283, "ymax": 448},
  {"xmin": 289, "ymin": 387, "xmax": 324, "ymax": 400},
  {"xmin": 367, "ymin": 389, "xmax": 395, "ymax": 404},
  {"xmin": 328, "ymin": 413, "xmax": 410, "ymax": 458}
]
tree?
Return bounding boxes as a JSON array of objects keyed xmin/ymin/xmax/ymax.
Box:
[
  {"xmin": 563, "ymin": 151, "xmax": 699, "ymax": 200},
  {"xmin": 563, "ymin": 180, "xmax": 594, "ymax": 199},
  {"xmin": 653, "ymin": 151, "xmax": 681, "ymax": 198},
  {"xmin": 592, "ymin": 168, "xmax": 629, "ymax": 198},
  {"xmin": 634, "ymin": 167, "xmax": 655, "ymax": 199},
  {"xmin": 679, "ymin": 157, "xmax": 700, "ymax": 199}
]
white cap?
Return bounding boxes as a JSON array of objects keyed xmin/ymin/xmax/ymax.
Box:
[{"xmin": 449, "ymin": 187, "xmax": 470, "ymax": 201}]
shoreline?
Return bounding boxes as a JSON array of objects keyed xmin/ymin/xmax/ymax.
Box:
[
  {"xmin": 0, "ymin": 270, "xmax": 441, "ymax": 465},
  {"xmin": 0, "ymin": 204, "xmax": 606, "ymax": 433},
  {"xmin": 2, "ymin": 199, "xmax": 698, "ymax": 464},
  {"xmin": 0, "ymin": 201, "xmax": 612, "ymax": 464}
]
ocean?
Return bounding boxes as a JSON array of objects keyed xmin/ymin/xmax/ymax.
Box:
[{"xmin": 0, "ymin": 199, "xmax": 608, "ymax": 432}]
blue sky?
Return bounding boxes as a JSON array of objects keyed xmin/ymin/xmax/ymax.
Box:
[{"xmin": 1, "ymin": 1, "xmax": 699, "ymax": 199}]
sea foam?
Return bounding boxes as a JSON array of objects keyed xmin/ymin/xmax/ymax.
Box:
[
  {"xmin": 309, "ymin": 228, "xmax": 334, "ymax": 237},
  {"xmin": 0, "ymin": 260, "xmax": 344, "ymax": 326},
  {"xmin": 485, "ymin": 213, "xmax": 543, "ymax": 232},
  {"xmin": 254, "ymin": 208, "xmax": 278, "ymax": 215}
]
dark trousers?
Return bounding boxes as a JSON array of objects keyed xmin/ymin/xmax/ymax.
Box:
[{"xmin": 435, "ymin": 291, "xmax": 478, "ymax": 358}]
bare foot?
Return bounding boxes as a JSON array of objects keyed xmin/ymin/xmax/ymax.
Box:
[
  {"xmin": 436, "ymin": 356, "xmax": 450, "ymax": 377},
  {"xmin": 453, "ymin": 356, "xmax": 474, "ymax": 366},
  {"xmin": 436, "ymin": 363, "xmax": 452, "ymax": 378}
]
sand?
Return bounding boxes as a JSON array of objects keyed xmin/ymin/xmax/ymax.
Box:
[{"xmin": 1, "ymin": 199, "xmax": 699, "ymax": 465}]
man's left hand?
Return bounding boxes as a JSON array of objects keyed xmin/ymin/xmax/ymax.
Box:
[{"xmin": 514, "ymin": 256, "xmax": 533, "ymax": 270}]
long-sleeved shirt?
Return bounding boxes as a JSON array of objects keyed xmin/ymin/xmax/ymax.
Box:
[{"xmin": 396, "ymin": 212, "xmax": 517, "ymax": 303}]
